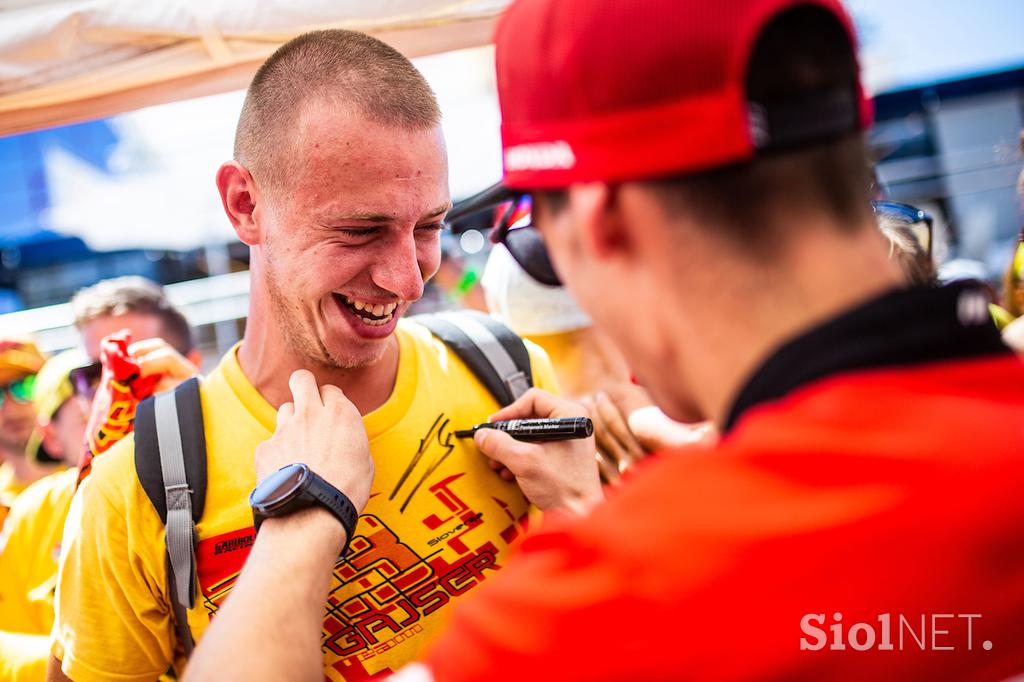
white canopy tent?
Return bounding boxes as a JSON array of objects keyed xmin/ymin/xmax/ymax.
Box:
[
  {"xmin": 0, "ymin": 0, "xmax": 509, "ymax": 137},
  {"xmin": 0, "ymin": 0, "xmax": 510, "ymax": 355},
  {"xmin": 0, "ymin": 0, "xmax": 508, "ymax": 253}
]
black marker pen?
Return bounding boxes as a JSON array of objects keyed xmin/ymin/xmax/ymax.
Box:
[{"xmin": 455, "ymin": 417, "xmax": 593, "ymax": 442}]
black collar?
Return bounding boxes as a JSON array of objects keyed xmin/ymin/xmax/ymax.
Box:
[{"xmin": 723, "ymin": 282, "xmax": 1012, "ymax": 434}]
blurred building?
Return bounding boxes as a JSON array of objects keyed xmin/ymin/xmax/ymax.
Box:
[
  {"xmin": 4, "ymin": 13, "xmax": 1024, "ymax": 358},
  {"xmin": 871, "ymin": 66, "xmax": 1024, "ymax": 274}
]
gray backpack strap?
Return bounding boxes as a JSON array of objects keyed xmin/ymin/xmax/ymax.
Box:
[
  {"xmin": 412, "ymin": 310, "xmax": 533, "ymax": 406},
  {"xmin": 135, "ymin": 377, "xmax": 206, "ymax": 658},
  {"xmin": 154, "ymin": 390, "xmax": 197, "ymax": 654}
]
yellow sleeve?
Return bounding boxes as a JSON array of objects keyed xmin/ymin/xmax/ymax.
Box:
[
  {"xmin": 524, "ymin": 339, "xmax": 562, "ymax": 396},
  {"xmin": 52, "ymin": 440, "xmax": 176, "ymax": 682}
]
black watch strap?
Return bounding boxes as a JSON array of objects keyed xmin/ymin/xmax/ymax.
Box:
[
  {"xmin": 303, "ymin": 471, "xmax": 360, "ymax": 556},
  {"xmin": 252, "ymin": 470, "xmax": 359, "ymax": 557}
]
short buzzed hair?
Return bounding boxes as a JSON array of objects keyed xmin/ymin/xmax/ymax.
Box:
[
  {"xmin": 234, "ymin": 29, "xmax": 441, "ymax": 188},
  {"xmin": 72, "ymin": 276, "xmax": 195, "ymax": 354}
]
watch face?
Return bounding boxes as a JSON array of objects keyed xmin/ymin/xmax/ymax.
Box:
[{"xmin": 251, "ymin": 463, "xmax": 309, "ymax": 510}]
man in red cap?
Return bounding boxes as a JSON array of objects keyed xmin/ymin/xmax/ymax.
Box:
[{"xmin": 182, "ymin": 0, "xmax": 1024, "ymax": 680}]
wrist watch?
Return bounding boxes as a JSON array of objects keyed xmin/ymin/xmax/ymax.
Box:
[{"xmin": 249, "ymin": 463, "xmax": 359, "ymax": 556}]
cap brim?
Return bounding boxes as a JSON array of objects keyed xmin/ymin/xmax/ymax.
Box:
[
  {"xmin": 0, "ymin": 367, "xmax": 35, "ymax": 385},
  {"xmin": 447, "ymin": 182, "xmax": 518, "ymax": 223}
]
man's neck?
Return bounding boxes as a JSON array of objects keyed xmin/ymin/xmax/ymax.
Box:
[
  {"xmin": 662, "ymin": 221, "xmax": 906, "ymax": 428},
  {"xmin": 237, "ymin": 285, "xmax": 401, "ymax": 415},
  {"xmin": 237, "ymin": 334, "xmax": 400, "ymax": 416}
]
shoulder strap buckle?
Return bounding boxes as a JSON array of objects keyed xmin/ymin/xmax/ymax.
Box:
[
  {"xmin": 134, "ymin": 376, "xmax": 206, "ymax": 657},
  {"xmin": 411, "ymin": 310, "xmax": 534, "ymax": 406}
]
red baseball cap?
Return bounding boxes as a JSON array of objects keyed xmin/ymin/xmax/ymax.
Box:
[{"xmin": 491, "ymin": 0, "xmax": 871, "ymax": 192}]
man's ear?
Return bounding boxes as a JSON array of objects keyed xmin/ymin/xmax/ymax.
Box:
[
  {"xmin": 216, "ymin": 161, "xmax": 261, "ymax": 246},
  {"xmin": 568, "ymin": 183, "xmax": 633, "ymax": 261}
]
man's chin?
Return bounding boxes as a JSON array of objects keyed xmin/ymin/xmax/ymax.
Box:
[
  {"xmin": 318, "ymin": 305, "xmax": 401, "ymax": 369},
  {"xmin": 320, "ymin": 337, "xmax": 392, "ymax": 371}
]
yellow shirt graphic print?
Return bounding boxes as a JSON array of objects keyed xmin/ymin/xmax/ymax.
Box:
[
  {"xmin": 54, "ymin": 320, "xmax": 557, "ymax": 682},
  {"xmin": 195, "ymin": 413, "xmax": 534, "ymax": 679}
]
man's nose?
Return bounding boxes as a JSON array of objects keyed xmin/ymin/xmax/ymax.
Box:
[{"xmin": 370, "ymin": 234, "xmax": 426, "ymax": 303}]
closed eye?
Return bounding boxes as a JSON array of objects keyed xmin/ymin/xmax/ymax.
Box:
[
  {"xmin": 416, "ymin": 223, "xmax": 445, "ymax": 233},
  {"xmin": 334, "ymin": 227, "xmax": 381, "ymax": 238}
]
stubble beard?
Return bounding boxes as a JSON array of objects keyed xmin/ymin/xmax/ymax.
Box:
[{"xmin": 264, "ymin": 259, "xmax": 385, "ymax": 372}]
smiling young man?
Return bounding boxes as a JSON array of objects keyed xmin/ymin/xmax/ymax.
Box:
[
  {"xmin": 2, "ymin": 278, "xmax": 200, "ymax": 682},
  {"xmin": 49, "ymin": 31, "xmax": 558, "ymax": 682}
]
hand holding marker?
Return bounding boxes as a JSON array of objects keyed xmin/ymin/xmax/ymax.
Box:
[{"xmin": 455, "ymin": 417, "xmax": 593, "ymax": 442}]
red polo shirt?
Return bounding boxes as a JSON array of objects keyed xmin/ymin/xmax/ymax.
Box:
[{"xmin": 423, "ymin": 284, "xmax": 1024, "ymax": 681}]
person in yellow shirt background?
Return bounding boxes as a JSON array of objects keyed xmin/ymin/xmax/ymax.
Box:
[
  {"xmin": 0, "ymin": 337, "xmax": 55, "ymax": 531},
  {"xmin": 0, "ymin": 350, "xmax": 88, "ymax": 682},
  {"xmin": 0, "ymin": 278, "xmax": 200, "ymax": 682}
]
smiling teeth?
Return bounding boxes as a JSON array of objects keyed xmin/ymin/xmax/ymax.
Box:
[{"xmin": 343, "ymin": 296, "xmax": 400, "ymax": 325}]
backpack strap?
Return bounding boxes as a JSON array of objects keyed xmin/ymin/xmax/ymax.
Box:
[
  {"xmin": 412, "ymin": 310, "xmax": 533, "ymax": 406},
  {"xmin": 134, "ymin": 377, "xmax": 207, "ymax": 657}
]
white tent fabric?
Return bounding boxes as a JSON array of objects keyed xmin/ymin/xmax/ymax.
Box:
[
  {"xmin": 35, "ymin": 46, "xmax": 503, "ymax": 252},
  {"xmin": 0, "ymin": 0, "xmax": 509, "ymax": 137}
]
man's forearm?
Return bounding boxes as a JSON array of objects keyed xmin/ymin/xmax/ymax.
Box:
[{"xmin": 183, "ymin": 508, "xmax": 345, "ymax": 681}]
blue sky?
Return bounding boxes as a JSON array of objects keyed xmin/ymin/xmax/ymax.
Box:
[{"xmin": 848, "ymin": 0, "xmax": 1024, "ymax": 92}]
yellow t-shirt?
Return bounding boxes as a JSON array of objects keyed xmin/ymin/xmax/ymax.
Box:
[
  {"xmin": 0, "ymin": 467, "xmax": 76, "ymax": 635},
  {"xmin": 0, "ymin": 468, "xmax": 76, "ymax": 681},
  {"xmin": 0, "ymin": 461, "xmax": 62, "ymax": 533},
  {"xmin": 54, "ymin": 321, "xmax": 557, "ymax": 682},
  {"xmin": 0, "ymin": 461, "xmax": 29, "ymax": 532}
]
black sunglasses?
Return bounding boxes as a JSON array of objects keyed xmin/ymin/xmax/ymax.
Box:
[
  {"xmin": 448, "ymin": 183, "xmax": 562, "ymax": 287},
  {"xmin": 872, "ymin": 200, "xmax": 934, "ymax": 261},
  {"xmin": 69, "ymin": 361, "xmax": 103, "ymax": 401}
]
